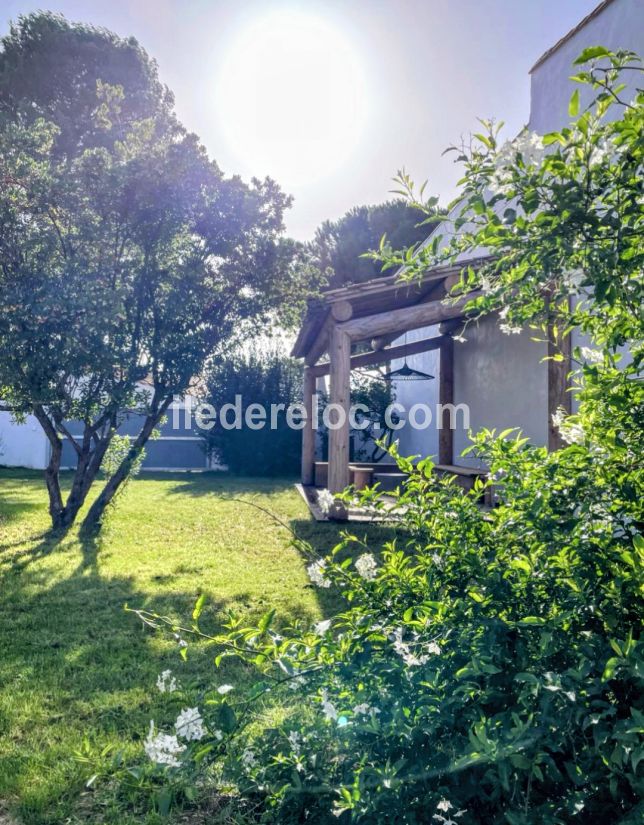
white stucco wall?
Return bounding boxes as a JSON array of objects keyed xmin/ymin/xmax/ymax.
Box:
[
  {"xmin": 0, "ymin": 413, "xmax": 49, "ymax": 469},
  {"xmin": 390, "ymin": 314, "xmax": 549, "ymax": 466},
  {"xmin": 529, "ymin": 0, "xmax": 644, "ymax": 134},
  {"xmin": 452, "ymin": 314, "xmax": 548, "ymax": 467},
  {"xmin": 390, "ymin": 325, "xmax": 440, "ymax": 459}
]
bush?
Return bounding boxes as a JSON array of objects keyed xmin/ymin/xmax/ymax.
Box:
[
  {"xmin": 132, "ymin": 394, "xmax": 643, "ymax": 822},
  {"xmin": 201, "ymin": 343, "xmax": 302, "ymax": 476}
]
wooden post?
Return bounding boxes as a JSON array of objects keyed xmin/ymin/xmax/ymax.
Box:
[
  {"xmin": 438, "ymin": 336, "xmax": 454, "ymax": 465},
  {"xmin": 547, "ymin": 317, "xmax": 572, "ymax": 451},
  {"xmin": 327, "ymin": 326, "xmax": 351, "ymax": 493},
  {"xmin": 301, "ymin": 367, "xmax": 316, "ymax": 485}
]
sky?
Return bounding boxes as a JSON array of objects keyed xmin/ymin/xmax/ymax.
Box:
[{"xmin": 1, "ymin": 0, "xmax": 602, "ymax": 240}]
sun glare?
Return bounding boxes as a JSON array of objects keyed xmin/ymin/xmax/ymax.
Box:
[{"xmin": 214, "ymin": 9, "xmax": 369, "ymax": 187}]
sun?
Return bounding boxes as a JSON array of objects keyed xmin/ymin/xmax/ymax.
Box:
[{"xmin": 214, "ymin": 9, "xmax": 369, "ymax": 187}]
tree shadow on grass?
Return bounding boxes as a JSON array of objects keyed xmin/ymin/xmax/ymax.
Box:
[
  {"xmin": 0, "ymin": 526, "xmax": 69, "ymax": 573},
  {"xmin": 0, "ymin": 541, "xmax": 328, "ymax": 824},
  {"xmin": 163, "ymin": 472, "xmax": 296, "ymax": 499}
]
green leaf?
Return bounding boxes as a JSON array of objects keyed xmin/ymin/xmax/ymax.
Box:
[
  {"xmin": 573, "ymin": 46, "xmax": 611, "ymax": 65},
  {"xmin": 602, "ymin": 657, "xmax": 621, "ymax": 681},
  {"xmin": 568, "ymin": 89, "xmax": 580, "ymax": 118},
  {"xmin": 258, "ymin": 608, "xmax": 276, "ymax": 634},
  {"xmin": 156, "ymin": 787, "xmax": 173, "ymax": 817},
  {"xmin": 192, "ymin": 593, "xmax": 206, "ymax": 622},
  {"xmin": 218, "ymin": 702, "xmax": 237, "ymax": 733},
  {"xmin": 518, "ymin": 616, "xmax": 546, "ymax": 626}
]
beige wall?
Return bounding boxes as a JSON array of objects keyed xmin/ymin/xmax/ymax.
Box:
[{"xmin": 453, "ymin": 314, "xmax": 548, "ymax": 467}]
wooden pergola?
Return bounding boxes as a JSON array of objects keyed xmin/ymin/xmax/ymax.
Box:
[{"xmin": 292, "ymin": 258, "xmax": 571, "ymax": 495}]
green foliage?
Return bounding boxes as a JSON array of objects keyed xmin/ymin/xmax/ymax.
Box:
[
  {"xmin": 0, "ymin": 13, "xmax": 302, "ymax": 530},
  {"xmin": 0, "ymin": 11, "xmax": 174, "ymax": 157},
  {"xmin": 201, "ymin": 343, "xmax": 303, "ymax": 476},
  {"xmin": 307, "ymin": 199, "xmax": 437, "ymax": 291}
]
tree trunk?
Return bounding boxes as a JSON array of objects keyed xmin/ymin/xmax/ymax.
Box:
[
  {"xmin": 58, "ymin": 428, "xmax": 116, "ymax": 529},
  {"xmin": 80, "ymin": 395, "xmax": 172, "ymax": 533},
  {"xmin": 33, "ymin": 406, "xmax": 66, "ymax": 530}
]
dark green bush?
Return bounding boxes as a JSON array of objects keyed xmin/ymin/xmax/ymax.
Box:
[{"xmin": 201, "ymin": 345, "xmax": 302, "ymax": 476}]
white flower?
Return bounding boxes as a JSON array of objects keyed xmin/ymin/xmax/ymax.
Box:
[
  {"xmin": 580, "ymin": 346, "xmax": 602, "ymax": 364},
  {"xmin": 433, "ymin": 800, "xmax": 467, "ymax": 824},
  {"xmin": 175, "ymin": 707, "xmax": 206, "ymax": 741},
  {"xmin": 317, "ymin": 488, "xmax": 336, "ymax": 514},
  {"xmin": 589, "ymin": 139, "xmax": 611, "ymax": 167},
  {"xmin": 355, "ymin": 553, "xmax": 378, "ymax": 581},
  {"xmin": 320, "ymin": 689, "xmax": 338, "ymax": 721},
  {"xmin": 353, "ymin": 702, "xmax": 381, "ymax": 716},
  {"xmin": 287, "ymin": 730, "xmax": 302, "ymax": 757},
  {"xmin": 391, "ymin": 628, "xmax": 429, "ymax": 667},
  {"xmin": 217, "ymin": 684, "xmax": 234, "ymax": 695},
  {"xmin": 487, "ymin": 173, "xmax": 513, "ymax": 198},
  {"xmin": 426, "ymin": 642, "xmax": 441, "ymax": 656},
  {"xmin": 241, "ymin": 748, "xmax": 257, "ymax": 770},
  {"xmin": 213, "ymin": 729, "xmax": 224, "ymax": 741},
  {"xmin": 307, "ymin": 559, "xmax": 331, "ymax": 588},
  {"xmin": 500, "ymin": 321, "xmax": 522, "ymax": 335},
  {"xmin": 288, "ymin": 675, "xmax": 306, "ymax": 690},
  {"xmin": 514, "ymin": 130, "xmax": 545, "ymax": 167},
  {"xmin": 156, "ymin": 669, "xmax": 178, "ymax": 693},
  {"xmin": 144, "ymin": 721, "xmax": 186, "ymax": 768},
  {"xmin": 314, "ymin": 619, "xmax": 332, "ymax": 635},
  {"xmin": 551, "ymin": 407, "xmax": 584, "ymax": 444}
]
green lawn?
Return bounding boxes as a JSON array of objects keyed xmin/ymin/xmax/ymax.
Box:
[{"xmin": 0, "ymin": 469, "xmax": 383, "ymax": 825}]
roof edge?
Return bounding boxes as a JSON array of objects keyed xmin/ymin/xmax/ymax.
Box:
[{"xmin": 529, "ymin": 0, "xmax": 616, "ymax": 74}]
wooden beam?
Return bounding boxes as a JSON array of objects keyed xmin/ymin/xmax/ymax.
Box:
[
  {"xmin": 547, "ymin": 314, "xmax": 572, "ymax": 451},
  {"xmin": 304, "ymin": 316, "xmax": 332, "ymax": 366},
  {"xmin": 327, "ymin": 326, "xmax": 351, "ymax": 493},
  {"xmin": 301, "ymin": 367, "xmax": 316, "ymax": 485},
  {"xmin": 330, "ymin": 300, "xmax": 353, "ymax": 321},
  {"xmin": 310, "ymin": 334, "xmax": 447, "ymax": 378},
  {"xmin": 339, "ymin": 293, "xmax": 481, "ymax": 343},
  {"xmin": 438, "ymin": 337, "xmax": 454, "ymax": 464}
]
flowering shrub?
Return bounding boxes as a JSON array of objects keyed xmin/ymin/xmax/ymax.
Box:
[
  {"xmin": 125, "ymin": 50, "xmax": 643, "ymax": 822},
  {"xmin": 133, "ymin": 403, "xmax": 642, "ymax": 821}
]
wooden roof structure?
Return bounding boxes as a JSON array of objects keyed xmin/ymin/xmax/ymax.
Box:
[
  {"xmin": 292, "ymin": 253, "xmax": 572, "ymax": 504},
  {"xmin": 292, "ymin": 258, "xmax": 488, "ymax": 495},
  {"xmin": 291, "ymin": 258, "xmax": 488, "ymax": 365}
]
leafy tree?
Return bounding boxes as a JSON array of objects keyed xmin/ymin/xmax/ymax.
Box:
[
  {"xmin": 309, "ymin": 199, "xmax": 437, "ymax": 290},
  {"xmin": 0, "ymin": 13, "xmax": 302, "ymax": 532},
  {"xmin": 200, "ymin": 343, "xmax": 303, "ymax": 477},
  {"xmin": 129, "ymin": 50, "xmax": 643, "ymax": 823}
]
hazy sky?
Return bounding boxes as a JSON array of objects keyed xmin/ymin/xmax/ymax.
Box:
[{"xmin": 1, "ymin": 0, "xmax": 601, "ymax": 240}]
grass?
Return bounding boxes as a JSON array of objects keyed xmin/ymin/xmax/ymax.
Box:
[{"xmin": 0, "ymin": 469, "xmax": 391, "ymax": 824}]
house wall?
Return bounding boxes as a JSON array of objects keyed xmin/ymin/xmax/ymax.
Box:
[
  {"xmin": 452, "ymin": 315, "xmax": 548, "ymax": 467},
  {"xmin": 390, "ymin": 325, "xmax": 440, "ymax": 459},
  {"xmin": 529, "ymin": 0, "xmax": 644, "ymax": 135},
  {"xmin": 0, "ymin": 413, "xmax": 49, "ymax": 469}
]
